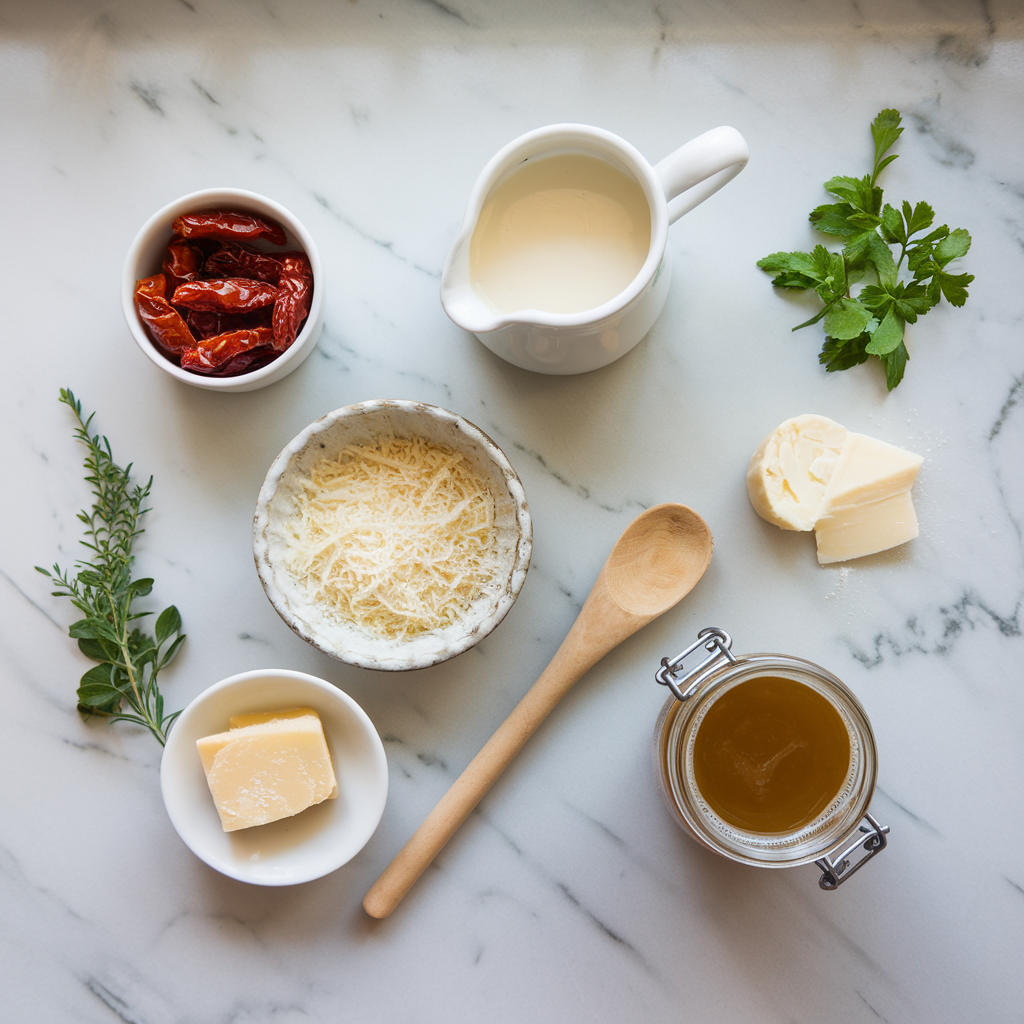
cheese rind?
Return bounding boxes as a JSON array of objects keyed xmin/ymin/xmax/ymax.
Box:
[
  {"xmin": 197, "ymin": 709, "xmax": 337, "ymax": 832},
  {"xmin": 746, "ymin": 415, "xmax": 848, "ymax": 531},
  {"xmin": 814, "ymin": 490, "xmax": 919, "ymax": 564}
]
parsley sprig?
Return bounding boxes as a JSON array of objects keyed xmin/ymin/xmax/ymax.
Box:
[
  {"xmin": 758, "ymin": 109, "xmax": 973, "ymax": 390},
  {"xmin": 36, "ymin": 390, "xmax": 184, "ymax": 745}
]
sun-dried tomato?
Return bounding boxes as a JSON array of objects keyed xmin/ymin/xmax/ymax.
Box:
[
  {"xmin": 161, "ymin": 240, "xmax": 204, "ymax": 293},
  {"xmin": 271, "ymin": 255, "xmax": 313, "ymax": 351},
  {"xmin": 209, "ymin": 347, "xmax": 279, "ymax": 377},
  {"xmin": 185, "ymin": 307, "xmax": 272, "ymax": 340},
  {"xmin": 136, "ymin": 209, "xmax": 313, "ymax": 377},
  {"xmin": 203, "ymin": 242, "xmax": 285, "ymax": 284},
  {"xmin": 134, "ymin": 275, "xmax": 196, "ymax": 355},
  {"xmin": 172, "ymin": 210, "xmax": 287, "ymax": 246},
  {"xmin": 179, "ymin": 326, "xmax": 275, "ymax": 373},
  {"xmin": 172, "ymin": 278, "xmax": 279, "ymax": 314},
  {"xmin": 184, "ymin": 310, "xmax": 226, "ymax": 340}
]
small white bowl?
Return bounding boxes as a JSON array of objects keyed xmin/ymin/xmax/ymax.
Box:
[
  {"xmin": 160, "ymin": 669, "xmax": 387, "ymax": 885},
  {"xmin": 253, "ymin": 400, "xmax": 533, "ymax": 671},
  {"xmin": 122, "ymin": 188, "xmax": 324, "ymax": 393}
]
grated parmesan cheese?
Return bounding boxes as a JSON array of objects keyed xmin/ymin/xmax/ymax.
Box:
[{"xmin": 282, "ymin": 435, "xmax": 503, "ymax": 640}]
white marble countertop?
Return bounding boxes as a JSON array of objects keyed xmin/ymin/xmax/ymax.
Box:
[{"xmin": 3, "ymin": 1, "xmax": 1023, "ymax": 1020}]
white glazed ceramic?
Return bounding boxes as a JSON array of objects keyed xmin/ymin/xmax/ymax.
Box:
[
  {"xmin": 441, "ymin": 123, "xmax": 749, "ymax": 375},
  {"xmin": 122, "ymin": 187, "xmax": 324, "ymax": 392},
  {"xmin": 160, "ymin": 669, "xmax": 388, "ymax": 886},
  {"xmin": 253, "ymin": 399, "xmax": 532, "ymax": 671}
]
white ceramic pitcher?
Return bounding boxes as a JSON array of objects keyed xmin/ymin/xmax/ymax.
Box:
[{"xmin": 440, "ymin": 123, "xmax": 749, "ymax": 375}]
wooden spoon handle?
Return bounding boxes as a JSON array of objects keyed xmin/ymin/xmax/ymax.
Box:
[{"xmin": 363, "ymin": 581, "xmax": 639, "ymax": 919}]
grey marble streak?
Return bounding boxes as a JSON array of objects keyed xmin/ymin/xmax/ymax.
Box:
[{"xmin": 2, "ymin": 0, "xmax": 1024, "ymax": 1022}]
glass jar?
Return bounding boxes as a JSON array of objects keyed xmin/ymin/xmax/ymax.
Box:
[{"xmin": 653, "ymin": 628, "xmax": 889, "ymax": 889}]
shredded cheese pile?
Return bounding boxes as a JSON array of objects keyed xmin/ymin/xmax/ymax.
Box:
[{"xmin": 283, "ymin": 435, "xmax": 502, "ymax": 639}]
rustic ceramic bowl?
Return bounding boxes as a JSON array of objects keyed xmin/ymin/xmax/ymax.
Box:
[
  {"xmin": 122, "ymin": 187, "xmax": 324, "ymax": 393},
  {"xmin": 160, "ymin": 669, "xmax": 388, "ymax": 886},
  {"xmin": 253, "ymin": 400, "xmax": 532, "ymax": 671}
]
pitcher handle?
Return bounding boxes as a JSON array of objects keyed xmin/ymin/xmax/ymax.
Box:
[{"xmin": 655, "ymin": 126, "xmax": 749, "ymax": 225}]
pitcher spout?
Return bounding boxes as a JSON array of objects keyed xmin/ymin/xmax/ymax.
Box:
[{"xmin": 440, "ymin": 235, "xmax": 505, "ymax": 334}]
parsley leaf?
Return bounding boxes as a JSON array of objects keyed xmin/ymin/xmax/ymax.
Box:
[
  {"xmin": 758, "ymin": 108, "xmax": 973, "ymax": 390},
  {"xmin": 820, "ymin": 334, "xmax": 871, "ymax": 372}
]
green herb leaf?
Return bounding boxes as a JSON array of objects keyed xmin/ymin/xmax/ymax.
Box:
[
  {"xmin": 757, "ymin": 107, "xmax": 973, "ymax": 390},
  {"xmin": 792, "ymin": 305, "xmax": 832, "ymax": 331},
  {"xmin": 871, "ymin": 109, "xmax": 903, "ymax": 182},
  {"xmin": 880, "ymin": 341, "xmax": 909, "ymax": 391},
  {"xmin": 811, "ymin": 246, "xmax": 846, "ymax": 303},
  {"xmin": 756, "ymin": 250, "xmax": 820, "ymax": 289},
  {"xmin": 825, "ymin": 298, "xmax": 876, "ymax": 340},
  {"xmin": 77, "ymin": 637, "xmax": 119, "ymax": 663},
  {"xmin": 865, "ymin": 308, "xmax": 906, "ymax": 355},
  {"xmin": 809, "ymin": 203, "xmax": 860, "ymax": 238},
  {"xmin": 155, "ymin": 605, "xmax": 182, "ymax": 644},
  {"xmin": 934, "ymin": 228, "xmax": 972, "ymax": 265},
  {"xmin": 819, "ymin": 334, "xmax": 871, "ymax": 372},
  {"xmin": 903, "ymin": 201, "xmax": 936, "ymax": 237},
  {"xmin": 42, "ymin": 391, "xmax": 184, "ymax": 746},
  {"xmin": 934, "ymin": 268, "xmax": 974, "ymax": 306},
  {"xmin": 158, "ymin": 633, "xmax": 187, "ymax": 670},
  {"xmin": 866, "ymin": 233, "xmax": 898, "ymax": 288},
  {"xmin": 77, "ymin": 664, "xmax": 123, "ymax": 713},
  {"xmin": 824, "ymin": 174, "xmax": 883, "ymax": 215},
  {"xmin": 880, "ymin": 204, "xmax": 906, "ymax": 245}
]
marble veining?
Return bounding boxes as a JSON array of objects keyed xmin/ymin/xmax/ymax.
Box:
[{"xmin": 2, "ymin": 0, "xmax": 1023, "ymax": 1021}]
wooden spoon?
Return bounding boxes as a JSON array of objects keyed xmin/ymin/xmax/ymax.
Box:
[{"xmin": 363, "ymin": 503, "xmax": 713, "ymax": 919}]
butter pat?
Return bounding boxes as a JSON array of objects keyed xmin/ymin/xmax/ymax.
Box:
[
  {"xmin": 197, "ymin": 708, "xmax": 337, "ymax": 832},
  {"xmin": 746, "ymin": 415, "xmax": 848, "ymax": 531},
  {"xmin": 818, "ymin": 432, "xmax": 923, "ymax": 513},
  {"xmin": 747, "ymin": 415, "xmax": 923, "ymax": 564},
  {"xmin": 815, "ymin": 490, "xmax": 919, "ymax": 564}
]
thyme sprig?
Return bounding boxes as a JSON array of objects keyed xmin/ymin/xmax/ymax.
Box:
[{"xmin": 36, "ymin": 389, "xmax": 184, "ymax": 745}]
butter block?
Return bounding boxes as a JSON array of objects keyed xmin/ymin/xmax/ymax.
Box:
[
  {"xmin": 815, "ymin": 490, "xmax": 919, "ymax": 564},
  {"xmin": 818, "ymin": 432, "xmax": 923, "ymax": 514},
  {"xmin": 747, "ymin": 414, "xmax": 924, "ymax": 564},
  {"xmin": 746, "ymin": 415, "xmax": 848, "ymax": 531},
  {"xmin": 197, "ymin": 709, "xmax": 337, "ymax": 832}
]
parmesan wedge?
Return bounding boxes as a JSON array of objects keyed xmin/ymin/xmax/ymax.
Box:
[{"xmin": 197, "ymin": 709, "xmax": 337, "ymax": 832}]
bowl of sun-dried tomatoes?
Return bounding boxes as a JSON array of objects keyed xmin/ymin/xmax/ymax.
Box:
[{"xmin": 123, "ymin": 188, "xmax": 323, "ymax": 392}]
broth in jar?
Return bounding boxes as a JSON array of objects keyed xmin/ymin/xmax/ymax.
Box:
[{"xmin": 690, "ymin": 675, "xmax": 851, "ymax": 834}]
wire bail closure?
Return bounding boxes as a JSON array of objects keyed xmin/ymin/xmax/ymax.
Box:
[
  {"xmin": 815, "ymin": 812, "xmax": 889, "ymax": 889},
  {"xmin": 655, "ymin": 627, "xmax": 891, "ymax": 892},
  {"xmin": 656, "ymin": 627, "xmax": 736, "ymax": 702}
]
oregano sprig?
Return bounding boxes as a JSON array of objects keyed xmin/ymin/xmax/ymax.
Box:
[
  {"xmin": 758, "ymin": 109, "xmax": 974, "ymax": 390},
  {"xmin": 36, "ymin": 389, "xmax": 184, "ymax": 745}
]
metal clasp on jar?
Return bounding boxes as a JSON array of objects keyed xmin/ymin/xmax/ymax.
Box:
[
  {"xmin": 815, "ymin": 812, "xmax": 890, "ymax": 889},
  {"xmin": 655, "ymin": 627, "xmax": 891, "ymax": 892},
  {"xmin": 655, "ymin": 626, "xmax": 736, "ymax": 702}
]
